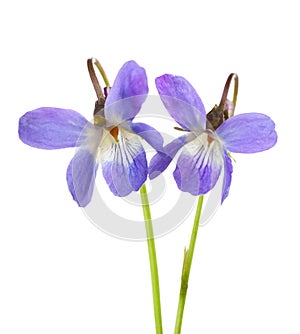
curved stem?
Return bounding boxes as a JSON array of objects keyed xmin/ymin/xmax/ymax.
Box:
[
  {"xmin": 93, "ymin": 58, "xmax": 110, "ymax": 87},
  {"xmin": 140, "ymin": 184, "xmax": 163, "ymax": 334},
  {"xmin": 218, "ymin": 73, "xmax": 239, "ymax": 114},
  {"xmin": 87, "ymin": 58, "xmax": 104, "ymax": 101},
  {"xmin": 174, "ymin": 196, "xmax": 204, "ymax": 334},
  {"xmin": 87, "ymin": 58, "xmax": 111, "ymax": 101},
  {"xmin": 231, "ymin": 74, "xmax": 239, "ymax": 111}
]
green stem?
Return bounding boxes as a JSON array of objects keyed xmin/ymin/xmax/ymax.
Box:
[
  {"xmin": 94, "ymin": 58, "xmax": 110, "ymax": 87},
  {"xmin": 140, "ymin": 184, "xmax": 163, "ymax": 334},
  {"xmin": 174, "ymin": 195, "xmax": 204, "ymax": 334}
]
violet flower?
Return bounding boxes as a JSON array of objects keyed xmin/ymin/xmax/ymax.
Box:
[
  {"xmin": 19, "ymin": 60, "xmax": 163, "ymax": 207},
  {"xmin": 149, "ymin": 74, "xmax": 277, "ymax": 202}
]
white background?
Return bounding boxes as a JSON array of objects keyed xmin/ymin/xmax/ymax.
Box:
[{"xmin": 1, "ymin": 0, "xmax": 299, "ymax": 333}]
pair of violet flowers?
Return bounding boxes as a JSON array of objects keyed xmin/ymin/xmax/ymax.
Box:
[{"xmin": 18, "ymin": 58, "xmax": 277, "ymax": 333}]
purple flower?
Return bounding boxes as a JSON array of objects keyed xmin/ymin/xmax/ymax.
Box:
[
  {"xmin": 19, "ymin": 61, "xmax": 163, "ymax": 207},
  {"xmin": 149, "ymin": 74, "xmax": 277, "ymax": 203}
]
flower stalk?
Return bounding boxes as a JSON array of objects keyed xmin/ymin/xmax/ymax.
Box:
[
  {"xmin": 174, "ymin": 195, "xmax": 204, "ymax": 334},
  {"xmin": 140, "ymin": 184, "xmax": 163, "ymax": 334},
  {"xmin": 87, "ymin": 57, "xmax": 111, "ymax": 100},
  {"xmin": 218, "ymin": 73, "xmax": 239, "ymax": 114}
]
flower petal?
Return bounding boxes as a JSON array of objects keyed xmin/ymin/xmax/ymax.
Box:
[
  {"xmin": 128, "ymin": 121, "xmax": 164, "ymax": 152},
  {"xmin": 155, "ymin": 74, "xmax": 206, "ymax": 131},
  {"xmin": 173, "ymin": 134, "xmax": 224, "ymax": 195},
  {"xmin": 105, "ymin": 61, "xmax": 148, "ymax": 124},
  {"xmin": 101, "ymin": 129, "xmax": 147, "ymax": 196},
  {"xmin": 221, "ymin": 152, "xmax": 233, "ymax": 203},
  {"xmin": 18, "ymin": 107, "xmax": 88, "ymax": 149},
  {"xmin": 66, "ymin": 124, "xmax": 103, "ymax": 207},
  {"xmin": 148, "ymin": 133, "xmax": 195, "ymax": 179},
  {"xmin": 216, "ymin": 113, "xmax": 277, "ymax": 153},
  {"xmin": 66, "ymin": 149, "xmax": 98, "ymax": 207}
]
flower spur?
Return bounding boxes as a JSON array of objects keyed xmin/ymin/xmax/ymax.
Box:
[{"xmin": 19, "ymin": 58, "xmax": 163, "ymax": 206}]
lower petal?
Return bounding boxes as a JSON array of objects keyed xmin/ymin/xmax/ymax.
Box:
[
  {"xmin": 66, "ymin": 149, "xmax": 98, "ymax": 207},
  {"xmin": 221, "ymin": 152, "xmax": 233, "ymax": 203},
  {"xmin": 66, "ymin": 126, "xmax": 103, "ymax": 207},
  {"xmin": 173, "ymin": 135, "xmax": 224, "ymax": 195},
  {"xmin": 101, "ymin": 129, "xmax": 147, "ymax": 196},
  {"xmin": 149, "ymin": 133, "xmax": 195, "ymax": 179}
]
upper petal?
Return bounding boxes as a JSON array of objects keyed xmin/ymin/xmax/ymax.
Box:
[
  {"xmin": 104, "ymin": 61, "xmax": 148, "ymax": 124},
  {"xmin": 216, "ymin": 113, "xmax": 277, "ymax": 153},
  {"xmin": 100, "ymin": 129, "xmax": 147, "ymax": 196},
  {"xmin": 173, "ymin": 134, "xmax": 224, "ymax": 195},
  {"xmin": 18, "ymin": 107, "xmax": 88, "ymax": 149},
  {"xmin": 155, "ymin": 74, "xmax": 206, "ymax": 131}
]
